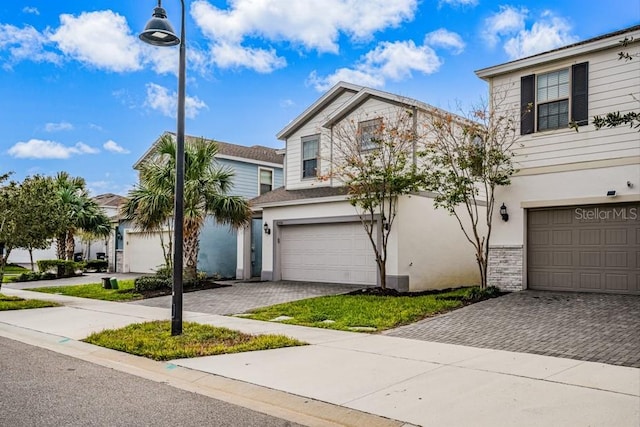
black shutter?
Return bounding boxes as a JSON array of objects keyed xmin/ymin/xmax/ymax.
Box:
[
  {"xmin": 572, "ymin": 62, "xmax": 589, "ymax": 126},
  {"xmin": 520, "ymin": 74, "xmax": 535, "ymax": 135}
]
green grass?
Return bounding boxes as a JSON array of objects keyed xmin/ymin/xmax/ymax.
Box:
[
  {"xmin": 1, "ymin": 265, "xmax": 29, "ymax": 283},
  {"xmin": 83, "ymin": 320, "xmax": 306, "ymax": 361},
  {"xmin": 28, "ymin": 280, "xmax": 142, "ymax": 302},
  {"xmin": 242, "ymin": 287, "xmax": 475, "ymax": 332},
  {"xmin": 0, "ymin": 294, "xmax": 60, "ymax": 310}
]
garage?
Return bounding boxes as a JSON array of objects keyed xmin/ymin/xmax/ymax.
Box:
[
  {"xmin": 124, "ymin": 231, "xmax": 168, "ymax": 273},
  {"xmin": 527, "ymin": 203, "xmax": 639, "ymax": 294},
  {"xmin": 279, "ymin": 222, "xmax": 377, "ymax": 285}
]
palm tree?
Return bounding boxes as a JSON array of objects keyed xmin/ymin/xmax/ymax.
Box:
[
  {"xmin": 54, "ymin": 172, "xmax": 112, "ymax": 260},
  {"xmin": 122, "ymin": 135, "xmax": 251, "ymax": 281}
]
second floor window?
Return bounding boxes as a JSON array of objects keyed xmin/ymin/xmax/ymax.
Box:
[
  {"xmin": 302, "ymin": 135, "xmax": 319, "ymax": 179},
  {"xmin": 359, "ymin": 118, "xmax": 382, "ymax": 151},
  {"xmin": 259, "ymin": 168, "xmax": 273, "ymax": 195},
  {"xmin": 537, "ymin": 69, "xmax": 569, "ymax": 131}
]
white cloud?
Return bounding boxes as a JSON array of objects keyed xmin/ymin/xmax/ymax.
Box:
[
  {"xmin": 191, "ymin": 0, "xmax": 417, "ymax": 71},
  {"xmin": 8, "ymin": 139, "xmax": 99, "ymax": 159},
  {"xmin": 0, "ymin": 24, "xmax": 61, "ymax": 68},
  {"xmin": 50, "ymin": 10, "xmax": 143, "ymax": 72},
  {"xmin": 503, "ymin": 14, "xmax": 578, "ymax": 59},
  {"xmin": 103, "ymin": 140, "xmax": 130, "ymax": 154},
  {"xmin": 145, "ymin": 83, "xmax": 208, "ymax": 119},
  {"xmin": 45, "ymin": 122, "xmax": 74, "ymax": 132},
  {"xmin": 308, "ymin": 40, "xmax": 441, "ymax": 91},
  {"xmin": 424, "ymin": 29, "xmax": 465, "ymax": 54},
  {"xmin": 482, "ymin": 6, "xmax": 528, "ymax": 48},
  {"xmin": 439, "ymin": 0, "xmax": 478, "ymax": 6},
  {"xmin": 23, "ymin": 7, "xmax": 40, "ymax": 15}
]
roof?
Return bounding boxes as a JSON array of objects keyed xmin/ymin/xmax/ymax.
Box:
[
  {"xmin": 476, "ymin": 25, "xmax": 640, "ymax": 79},
  {"xmin": 250, "ymin": 186, "xmax": 349, "ymax": 206},
  {"xmin": 133, "ymin": 131, "xmax": 284, "ymax": 169},
  {"xmin": 93, "ymin": 193, "xmax": 126, "ymax": 208}
]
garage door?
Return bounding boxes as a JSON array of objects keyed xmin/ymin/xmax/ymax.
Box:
[
  {"xmin": 528, "ymin": 203, "xmax": 639, "ymax": 294},
  {"xmin": 125, "ymin": 231, "xmax": 168, "ymax": 273},
  {"xmin": 280, "ymin": 222, "xmax": 377, "ymax": 285}
]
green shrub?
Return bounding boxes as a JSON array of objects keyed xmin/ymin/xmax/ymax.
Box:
[
  {"xmin": 84, "ymin": 259, "xmax": 108, "ymax": 272},
  {"xmin": 134, "ymin": 275, "xmax": 172, "ymax": 292},
  {"xmin": 465, "ymin": 286, "xmax": 503, "ymax": 302},
  {"xmin": 36, "ymin": 260, "xmax": 81, "ymax": 278},
  {"xmin": 15, "ymin": 271, "xmax": 42, "ymax": 282}
]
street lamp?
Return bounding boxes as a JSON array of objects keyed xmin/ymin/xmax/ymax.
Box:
[{"xmin": 140, "ymin": 0, "xmax": 186, "ymax": 336}]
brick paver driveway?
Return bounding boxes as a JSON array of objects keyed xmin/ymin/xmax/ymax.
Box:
[
  {"xmin": 386, "ymin": 291, "xmax": 640, "ymax": 368},
  {"xmin": 130, "ymin": 280, "xmax": 364, "ymax": 315}
]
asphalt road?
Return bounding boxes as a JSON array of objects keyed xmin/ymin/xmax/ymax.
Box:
[{"xmin": 0, "ymin": 336, "xmax": 304, "ymax": 427}]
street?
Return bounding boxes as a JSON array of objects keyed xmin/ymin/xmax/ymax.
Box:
[{"xmin": 0, "ymin": 336, "xmax": 304, "ymax": 427}]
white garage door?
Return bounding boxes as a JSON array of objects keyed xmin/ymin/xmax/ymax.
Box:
[
  {"xmin": 280, "ymin": 222, "xmax": 377, "ymax": 285},
  {"xmin": 125, "ymin": 231, "xmax": 168, "ymax": 273}
]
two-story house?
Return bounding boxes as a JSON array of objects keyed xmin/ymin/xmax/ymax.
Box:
[
  {"xmin": 476, "ymin": 25, "xmax": 640, "ymax": 295},
  {"xmin": 237, "ymin": 83, "xmax": 481, "ymax": 291},
  {"xmin": 123, "ymin": 131, "xmax": 283, "ymax": 278}
]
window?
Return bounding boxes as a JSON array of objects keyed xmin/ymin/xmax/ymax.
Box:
[
  {"xmin": 259, "ymin": 168, "xmax": 273, "ymax": 195},
  {"xmin": 520, "ymin": 62, "xmax": 588, "ymax": 135},
  {"xmin": 358, "ymin": 118, "xmax": 382, "ymax": 150},
  {"xmin": 301, "ymin": 135, "xmax": 319, "ymax": 179}
]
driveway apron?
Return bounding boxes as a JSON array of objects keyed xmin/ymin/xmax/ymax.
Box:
[{"xmin": 385, "ymin": 290, "xmax": 640, "ymax": 368}]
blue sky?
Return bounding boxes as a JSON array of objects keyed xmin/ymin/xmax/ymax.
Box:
[{"xmin": 1, "ymin": 1, "xmax": 638, "ymax": 196}]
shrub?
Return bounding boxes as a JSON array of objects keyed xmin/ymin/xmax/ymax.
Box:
[
  {"xmin": 15, "ymin": 271, "xmax": 42, "ymax": 282},
  {"xmin": 134, "ymin": 275, "xmax": 171, "ymax": 292},
  {"xmin": 36, "ymin": 260, "xmax": 81, "ymax": 278},
  {"xmin": 465, "ymin": 286, "xmax": 503, "ymax": 302},
  {"xmin": 84, "ymin": 260, "xmax": 108, "ymax": 272}
]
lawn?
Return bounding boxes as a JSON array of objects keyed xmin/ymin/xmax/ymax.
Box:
[
  {"xmin": 29, "ymin": 280, "xmax": 142, "ymax": 302},
  {"xmin": 1, "ymin": 265, "xmax": 29, "ymax": 283},
  {"xmin": 0, "ymin": 294, "xmax": 60, "ymax": 310},
  {"xmin": 83, "ymin": 320, "xmax": 306, "ymax": 361},
  {"xmin": 241, "ymin": 287, "xmax": 478, "ymax": 332}
]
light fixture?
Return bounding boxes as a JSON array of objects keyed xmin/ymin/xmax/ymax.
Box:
[
  {"xmin": 627, "ymin": 181, "xmax": 633, "ymax": 188},
  {"xmin": 500, "ymin": 203, "xmax": 509, "ymax": 222},
  {"xmin": 263, "ymin": 222, "xmax": 271, "ymax": 235},
  {"xmin": 607, "ymin": 190, "xmax": 616, "ymax": 197},
  {"xmin": 140, "ymin": 0, "xmax": 186, "ymax": 336}
]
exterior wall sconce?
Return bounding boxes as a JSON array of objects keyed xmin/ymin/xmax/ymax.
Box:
[
  {"xmin": 263, "ymin": 222, "xmax": 271, "ymax": 235},
  {"xmin": 500, "ymin": 203, "xmax": 509, "ymax": 222}
]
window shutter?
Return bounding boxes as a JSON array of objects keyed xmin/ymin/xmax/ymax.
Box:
[
  {"xmin": 520, "ymin": 74, "xmax": 535, "ymax": 135},
  {"xmin": 571, "ymin": 62, "xmax": 589, "ymax": 126}
]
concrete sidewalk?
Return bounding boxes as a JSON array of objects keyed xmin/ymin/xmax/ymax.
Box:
[{"xmin": 0, "ymin": 288, "xmax": 638, "ymax": 427}]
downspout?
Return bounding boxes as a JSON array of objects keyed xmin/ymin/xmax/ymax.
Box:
[
  {"xmin": 330, "ymin": 125, "xmax": 334, "ymax": 186},
  {"xmin": 412, "ymin": 105, "xmax": 418, "ymax": 166}
]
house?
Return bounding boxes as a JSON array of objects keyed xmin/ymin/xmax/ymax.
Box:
[
  {"xmin": 122, "ymin": 131, "xmax": 283, "ymax": 278},
  {"xmin": 476, "ymin": 25, "xmax": 640, "ymax": 295},
  {"xmin": 236, "ymin": 82, "xmax": 481, "ymax": 291}
]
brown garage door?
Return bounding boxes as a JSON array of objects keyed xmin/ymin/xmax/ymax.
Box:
[{"xmin": 528, "ymin": 203, "xmax": 639, "ymax": 294}]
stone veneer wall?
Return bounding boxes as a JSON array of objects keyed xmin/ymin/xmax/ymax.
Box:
[{"xmin": 487, "ymin": 245, "xmax": 523, "ymax": 292}]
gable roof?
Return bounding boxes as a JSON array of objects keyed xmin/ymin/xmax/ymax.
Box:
[
  {"xmin": 93, "ymin": 193, "xmax": 126, "ymax": 207},
  {"xmin": 276, "ymin": 82, "xmax": 363, "ymax": 140},
  {"xmin": 133, "ymin": 131, "xmax": 284, "ymax": 169},
  {"xmin": 250, "ymin": 185, "xmax": 349, "ymax": 207},
  {"xmin": 476, "ymin": 25, "xmax": 640, "ymax": 80}
]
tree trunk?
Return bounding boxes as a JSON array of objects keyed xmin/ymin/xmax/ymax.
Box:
[
  {"xmin": 29, "ymin": 248, "xmax": 34, "ymax": 271},
  {"xmin": 65, "ymin": 231, "xmax": 75, "ymax": 261},
  {"xmin": 183, "ymin": 224, "xmax": 200, "ymax": 282},
  {"xmin": 56, "ymin": 234, "xmax": 66, "ymax": 260}
]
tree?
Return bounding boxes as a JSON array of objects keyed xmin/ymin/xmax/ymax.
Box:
[
  {"xmin": 419, "ymin": 99, "xmax": 520, "ymax": 289},
  {"xmin": 53, "ymin": 172, "xmax": 111, "ymax": 261},
  {"xmin": 328, "ymin": 109, "xmax": 423, "ymax": 290},
  {"xmin": 122, "ymin": 135, "xmax": 252, "ymax": 281},
  {"xmin": 0, "ymin": 172, "xmax": 16, "ymax": 287}
]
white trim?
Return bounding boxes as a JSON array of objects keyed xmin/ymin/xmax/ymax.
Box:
[
  {"xmin": 216, "ymin": 154, "xmax": 283, "ymax": 169},
  {"xmin": 256, "ymin": 195, "xmax": 350, "ymax": 209}
]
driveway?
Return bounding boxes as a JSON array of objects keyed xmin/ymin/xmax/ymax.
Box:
[
  {"xmin": 385, "ymin": 290, "xmax": 640, "ymax": 368},
  {"xmin": 130, "ymin": 280, "xmax": 364, "ymax": 315}
]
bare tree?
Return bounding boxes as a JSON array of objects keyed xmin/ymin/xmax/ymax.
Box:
[{"xmin": 328, "ymin": 109, "xmax": 423, "ymax": 290}]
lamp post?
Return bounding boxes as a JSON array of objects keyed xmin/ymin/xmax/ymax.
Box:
[{"xmin": 140, "ymin": 0, "xmax": 186, "ymax": 336}]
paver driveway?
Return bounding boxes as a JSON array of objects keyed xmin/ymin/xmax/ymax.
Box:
[
  {"xmin": 130, "ymin": 280, "xmax": 364, "ymax": 315},
  {"xmin": 385, "ymin": 290, "xmax": 640, "ymax": 368}
]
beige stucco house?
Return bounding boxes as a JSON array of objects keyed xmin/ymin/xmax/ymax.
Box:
[
  {"xmin": 476, "ymin": 25, "xmax": 640, "ymax": 294},
  {"xmin": 237, "ymin": 82, "xmax": 482, "ymax": 291}
]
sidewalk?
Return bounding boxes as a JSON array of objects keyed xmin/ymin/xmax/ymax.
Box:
[{"xmin": 0, "ymin": 288, "xmax": 638, "ymax": 427}]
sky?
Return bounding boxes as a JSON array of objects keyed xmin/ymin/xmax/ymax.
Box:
[{"xmin": 1, "ymin": 1, "xmax": 638, "ymax": 196}]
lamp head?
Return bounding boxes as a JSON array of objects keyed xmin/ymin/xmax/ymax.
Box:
[{"xmin": 139, "ymin": 4, "xmax": 180, "ymax": 46}]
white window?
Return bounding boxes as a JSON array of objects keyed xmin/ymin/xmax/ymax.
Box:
[
  {"xmin": 358, "ymin": 118, "xmax": 382, "ymax": 150},
  {"xmin": 537, "ymin": 69, "xmax": 569, "ymax": 131},
  {"xmin": 301, "ymin": 135, "xmax": 319, "ymax": 179},
  {"xmin": 259, "ymin": 168, "xmax": 273, "ymax": 195}
]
